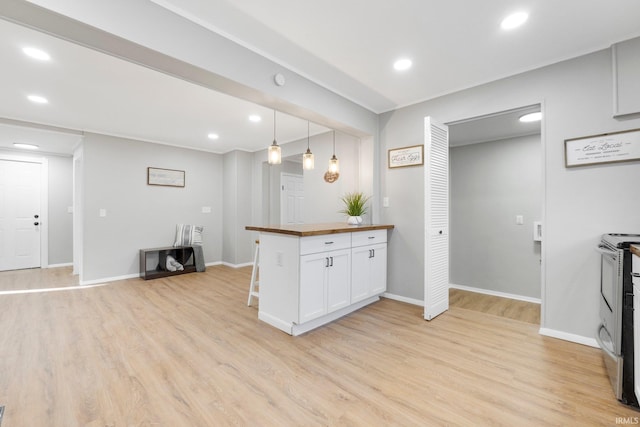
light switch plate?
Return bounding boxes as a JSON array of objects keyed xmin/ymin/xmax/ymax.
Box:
[
  {"xmin": 202, "ymin": 206, "xmax": 212, "ymax": 213},
  {"xmin": 516, "ymin": 215, "xmax": 524, "ymax": 225},
  {"xmin": 99, "ymin": 208, "xmax": 106, "ymax": 217}
]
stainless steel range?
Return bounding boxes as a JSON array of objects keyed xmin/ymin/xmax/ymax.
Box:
[{"xmin": 596, "ymin": 233, "xmax": 640, "ymax": 407}]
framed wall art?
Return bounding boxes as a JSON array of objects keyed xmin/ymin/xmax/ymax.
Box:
[
  {"xmin": 147, "ymin": 167, "xmax": 185, "ymax": 187},
  {"xmin": 565, "ymin": 128, "xmax": 640, "ymax": 167},
  {"xmin": 388, "ymin": 145, "xmax": 424, "ymax": 168}
]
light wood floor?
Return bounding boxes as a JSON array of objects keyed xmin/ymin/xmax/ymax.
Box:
[
  {"xmin": 449, "ymin": 288, "xmax": 541, "ymax": 325},
  {"xmin": 0, "ymin": 265, "xmax": 78, "ymax": 292},
  {"xmin": 0, "ymin": 266, "xmax": 636, "ymax": 426}
]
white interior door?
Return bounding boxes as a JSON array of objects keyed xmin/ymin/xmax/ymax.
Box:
[
  {"xmin": 281, "ymin": 173, "xmax": 304, "ymax": 224},
  {"xmin": 0, "ymin": 159, "xmax": 42, "ymax": 271},
  {"xmin": 424, "ymin": 117, "xmax": 449, "ymax": 320}
]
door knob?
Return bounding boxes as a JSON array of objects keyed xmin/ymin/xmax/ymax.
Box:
[
  {"xmin": 34, "ymin": 222, "xmax": 39, "ymax": 226},
  {"xmin": 34, "ymin": 214, "xmax": 39, "ymax": 218}
]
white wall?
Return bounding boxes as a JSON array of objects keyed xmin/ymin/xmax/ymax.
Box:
[
  {"xmin": 380, "ymin": 45, "xmax": 640, "ymax": 340},
  {"xmin": 450, "ymin": 135, "xmax": 542, "ymax": 299},
  {"xmin": 223, "ymin": 150, "xmax": 253, "ymax": 265},
  {"xmin": 81, "ymin": 133, "xmax": 222, "ymax": 283}
]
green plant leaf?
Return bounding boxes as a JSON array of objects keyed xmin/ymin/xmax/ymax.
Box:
[{"xmin": 339, "ymin": 191, "xmax": 371, "ymax": 217}]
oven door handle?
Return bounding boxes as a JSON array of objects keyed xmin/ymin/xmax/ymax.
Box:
[{"xmin": 595, "ymin": 245, "xmax": 617, "ymax": 256}]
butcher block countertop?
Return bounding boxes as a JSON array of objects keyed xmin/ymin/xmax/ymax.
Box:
[
  {"xmin": 631, "ymin": 244, "xmax": 640, "ymax": 257},
  {"xmin": 245, "ymin": 222, "xmax": 394, "ymax": 237}
]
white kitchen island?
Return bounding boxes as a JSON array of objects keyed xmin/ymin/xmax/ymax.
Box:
[{"xmin": 245, "ymin": 223, "xmax": 394, "ymax": 336}]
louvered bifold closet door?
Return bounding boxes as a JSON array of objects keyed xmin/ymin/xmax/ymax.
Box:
[{"xmin": 424, "ymin": 117, "xmax": 449, "ymax": 320}]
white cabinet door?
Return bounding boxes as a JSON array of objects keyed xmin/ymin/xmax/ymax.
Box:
[
  {"xmin": 351, "ymin": 243, "xmax": 387, "ymax": 303},
  {"xmin": 351, "ymin": 245, "xmax": 371, "ymax": 303},
  {"xmin": 369, "ymin": 244, "xmax": 387, "ymax": 295},
  {"xmin": 326, "ymin": 249, "xmax": 351, "ymax": 313},
  {"xmin": 299, "ymin": 253, "xmax": 327, "ymax": 323},
  {"xmin": 300, "ymin": 248, "xmax": 351, "ymax": 322}
]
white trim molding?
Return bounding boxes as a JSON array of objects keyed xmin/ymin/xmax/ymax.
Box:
[
  {"xmin": 449, "ymin": 283, "xmax": 541, "ymax": 304},
  {"xmin": 539, "ymin": 328, "xmax": 599, "ymax": 348},
  {"xmin": 383, "ymin": 292, "xmax": 424, "ymax": 306}
]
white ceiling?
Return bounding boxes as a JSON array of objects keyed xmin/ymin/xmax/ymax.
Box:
[{"xmin": 1, "ymin": 0, "xmax": 639, "ymax": 156}]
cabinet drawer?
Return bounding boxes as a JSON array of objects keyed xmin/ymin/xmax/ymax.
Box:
[
  {"xmin": 300, "ymin": 233, "xmax": 351, "ymax": 255},
  {"xmin": 351, "ymin": 229, "xmax": 387, "ymax": 247}
]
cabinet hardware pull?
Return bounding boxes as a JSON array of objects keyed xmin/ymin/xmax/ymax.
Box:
[
  {"xmin": 372, "ymin": 249, "xmax": 375, "ymax": 258},
  {"xmin": 368, "ymin": 236, "xmax": 375, "ymax": 239},
  {"xmin": 324, "ymin": 241, "xmax": 334, "ymax": 245},
  {"xmin": 330, "ymin": 256, "xmax": 334, "ymax": 267},
  {"xmin": 325, "ymin": 257, "xmax": 329, "ymax": 267},
  {"xmin": 632, "ymin": 272, "xmax": 640, "ymax": 278}
]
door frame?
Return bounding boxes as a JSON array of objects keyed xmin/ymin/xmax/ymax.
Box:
[
  {"xmin": 0, "ymin": 153, "xmax": 49, "ymax": 268},
  {"xmin": 444, "ymin": 101, "xmax": 547, "ymax": 328}
]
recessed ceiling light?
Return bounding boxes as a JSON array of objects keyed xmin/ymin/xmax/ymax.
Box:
[
  {"xmin": 393, "ymin": 58, "xmax": 413, "ymax": 71},
  {"xmin": 207, "ymin": 133, "xmax": 219, "ymax": 140},
  {"xmin": 519, "ymin": 112, "xmax": 542, "ymax": 122},
  {"xmin": 27, "ymin": 94, "xmax": 48, "ymax": 104},
  {"xmin": 501, "ymin": 12, "xmax": 528, "ymax": 30},
  {"xmin": 13, "ymin": 143, "xmax": 39, "ymax": 150},
  {"xmin": 22, "ymin": 47, "xmax": 50, "ymax": 61},
  {"xmin": 248, "ymin": 115, "xmax": 261, "ymax": 123}
]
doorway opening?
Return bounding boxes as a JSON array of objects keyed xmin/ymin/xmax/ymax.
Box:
[{"xmin": 447, "ymin": 105, "xmax": 542, "ymax": 324}]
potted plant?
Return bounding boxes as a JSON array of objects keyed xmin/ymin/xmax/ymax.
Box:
[{"xmin": 339, "ymin": 192, "xmax": 370, "ymax": 225}]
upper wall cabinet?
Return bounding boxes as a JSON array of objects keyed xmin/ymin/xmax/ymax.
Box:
[{"xmin": 613, "ymin": 37, "xmax": 640, "ymax": 118}]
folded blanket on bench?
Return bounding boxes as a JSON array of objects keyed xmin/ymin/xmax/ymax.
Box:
[{"xmin": 192, "ymin": 245, "xmax": 206, "ymax": 272}]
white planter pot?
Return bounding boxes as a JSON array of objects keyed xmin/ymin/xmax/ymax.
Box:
[{"xmin": 347, "ymin": 216, "xmax": 363, "ymax": 225}]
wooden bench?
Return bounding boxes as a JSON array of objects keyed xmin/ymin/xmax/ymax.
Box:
[{"xmin": 139, "ymin": 245, "xmax": 197, "ymax": 280}]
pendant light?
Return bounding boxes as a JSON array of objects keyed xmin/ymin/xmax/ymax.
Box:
[
  {"xmin": 303, "ymin": 121, "xmax": 314, "ymax": 170},
  {"xmin": 328, "ymin": 130, "xmax": 339, "ymax": 173},
  {"xmin": 267, "ymin": 110, "xmax": 282, "ymax": 165}
]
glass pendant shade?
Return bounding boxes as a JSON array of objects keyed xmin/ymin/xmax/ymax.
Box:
[
  {"xmin": 303, "ymin": 121, "xmax": 314, "ymax": 170},
  {"xmin": 267, "ymin": 110, "xmax": 281, "ymax": 164},
  {"xmin": 328, "ymin": 154, "xmax": 339, "ymax": 173},
  {"xmin": 303, "ymin": 148, "xmax": 314, "ymax": 170},
  {"xmin": 268, "ymin": 140, "xmax": 281, "ymax": 165},
  {"xmin": 328, "ymin": 130, "xmax": 339, "ymax": 173}
]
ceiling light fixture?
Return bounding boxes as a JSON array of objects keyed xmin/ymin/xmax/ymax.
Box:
[
  {"xmin": 501, "ymin": 11, "xmax": 528, "ymax": 30},
  {"xmin": 519, "ymin": 112, "xmax": 542, "ymax": 122},
  {"xmin": 303, "ymin": 121, "xmax": 314, "ymax": 170},
  {"xmin": 207, "ymin": 133, "xmax": 219, "ymax": 140},
  {"xmin": 22, "ymin": 47, "xmax": 51, "ymax": 61},
  {"xmin": 249, "ymin": 114, "xmax": 261, "ymax": 123},
  {"xmin": 13, "ymin": 143, "xmax": 39, "ymax": 150},
  {"xmin": 27, "ymin": 94, "xmax": 48, "ymax": 104},
  {"xmin": 267, "ymin": 110, "xmax": 281, "ymax": 165},
  {"xmin": 393, "ymin": 58, "xmax": 413, "ymax": 71}
]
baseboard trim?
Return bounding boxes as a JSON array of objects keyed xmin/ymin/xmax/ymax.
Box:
[
  {"xmin": 206, "ymin": 261, "xmax": 223, "ymax": 267},
  {"xmin": 449, "ymin": 283, "xmax": 541, "ymax": 304},
  {"xmin": 539, "ymin": 327, "xmax": 599, "ymax": 348},
  {"xmin": 383, "ymin": 292, "xmax": 424, "ymax": 306},
  {"xmin": 220, "ymin": 261, "xmax": 252, "ymax": 269},
  {"xmin": 80, "ymin": 273, "xmax": 139, "ymax": 286},
  {"xmin": 43, "ymin": 262, "xmax": 73, "ymax": 269}
]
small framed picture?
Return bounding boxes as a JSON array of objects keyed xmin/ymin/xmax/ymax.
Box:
[
  {"xmin": 147, "ymin": 167, "xmax": 185, "ymax": 187},
  {"xmin": 388, "ymin": 145, "xmax": 424, "ymax": 168}
]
